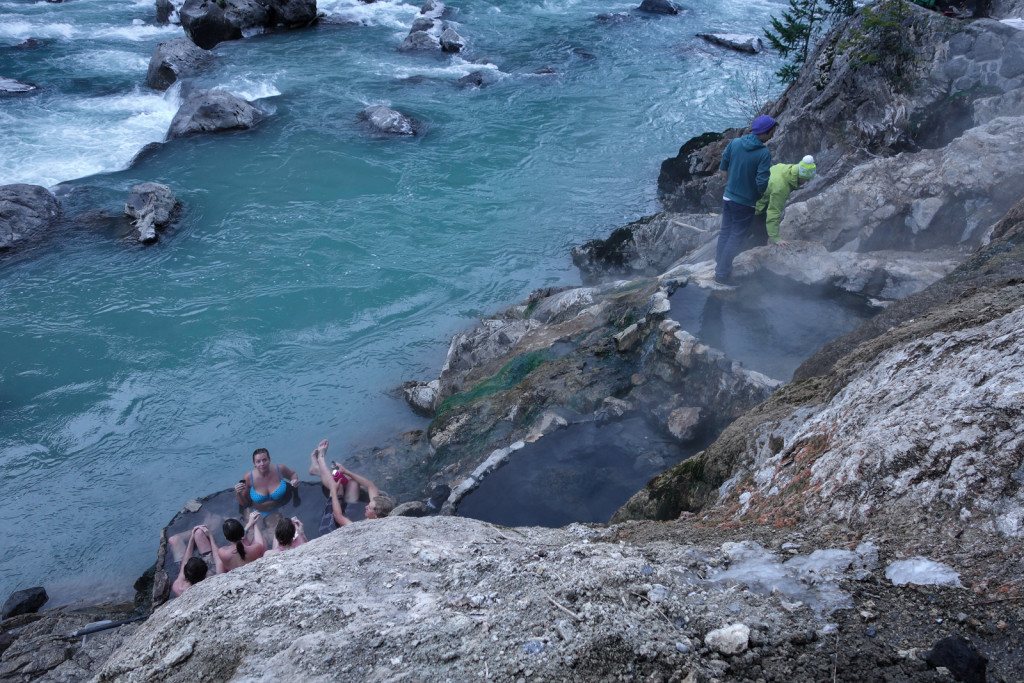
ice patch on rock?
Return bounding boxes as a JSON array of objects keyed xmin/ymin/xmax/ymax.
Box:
[
  {"xmin": 708, "ymin": 541, "xmax": 863, "ymax": 613},
  {"xmin": 885, "ymin": 557, "xmax": 962, "ymax": 587}
]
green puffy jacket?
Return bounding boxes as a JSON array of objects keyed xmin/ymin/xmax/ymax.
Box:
[{"xmin": 754, "ymin": 163, "xmax": 801, "ymax": 243}]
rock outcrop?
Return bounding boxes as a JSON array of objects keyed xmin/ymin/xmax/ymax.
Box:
[
  {"xmin": 124, "ymin": 182, "xmax": 181, "ymax": 242},
  {"xmin": 166, "ymin": 89, "xmax": 262, "ymax": 139},
  {"xmin": 614, "ymin": 201, "xmax": 1024, "ymax": 562},
  {"xmin": 660, "ymin": 6, "xmax": 1024, "ymax": 238},
  {"xmin": 781, "ymin": 115, "xmax": 1024, "ymax": 252},
  {"xmin": 0, "ymin": 184, "xmax": 61, "ymax": 251},
  {"xmin": 94, "ymin": 514, "xmax": 1024, "ymax": 681},
  {"xmin": 146, "ymin": 37, "xmax": 211, "ymax": 91}
]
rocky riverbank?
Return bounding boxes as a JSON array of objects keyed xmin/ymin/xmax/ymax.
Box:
[{"xmin": 4, "ymin": 0, "xmax": 1024, "ymax": 680}]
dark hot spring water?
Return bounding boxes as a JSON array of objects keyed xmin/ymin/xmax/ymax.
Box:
[
  {"xmin": 458, "ymin": 275, "xmax": 879, "ymax": 528},
  {"xmin": 1, "ymin": 0, "xmax": 804, "ymax": 603}
]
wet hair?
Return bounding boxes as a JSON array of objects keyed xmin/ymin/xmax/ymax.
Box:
[
  {"xmin": 252, "ymin": 447, "xmax": 270, "ymax": 462},
  {"xmin": 275, "ymin": 517, "xmax": 296, "ymax": 546},
  {"xmin": 183, "ymin": 557, "xmax": 208, "ymax": 585},
  {"xmin": 222, "ymin": 518, "xmax": 246, "ymax": 561},
  {"xmin": 372, "ymin": 494, "xmax": 395, "ymax": 518}
]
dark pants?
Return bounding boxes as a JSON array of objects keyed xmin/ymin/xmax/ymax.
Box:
[
  {"xmin": 715, "ymin": 199, "xmax": 755, "ymax": 280},
  {"xmin": 746, "ymin": 212, "xmax": 768, "ymax": 249}
]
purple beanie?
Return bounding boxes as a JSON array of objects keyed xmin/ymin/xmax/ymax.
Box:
[{"xmin": 751, "ymin": 115, "xmax": 777, "ymax": 135}]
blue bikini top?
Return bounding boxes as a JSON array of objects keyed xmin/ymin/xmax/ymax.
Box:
[{"xmin": 250, "ymin": 465, "xmax": 287, "ymax": 503}]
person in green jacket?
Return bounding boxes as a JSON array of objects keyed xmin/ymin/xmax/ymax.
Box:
[{"xmin": 748, "ymin": 155, "xmax": 816, "ymax": 246}]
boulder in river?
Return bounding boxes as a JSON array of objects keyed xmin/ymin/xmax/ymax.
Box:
[
  {"xmin": 398, "ymin": 30, "xmax": 437, "ymax": 52},
  {"xmin": 167, "ymin": 89, "xmax": 263, "ymax": 139},
  {"xmin": 637, "ymin": 0, "xmax": 682, "ymax": 14},
  {"xmin": 0, "ymin": 184, "xmax": 62, "ymax": 251},
  {"xmin": 178, "ymin": 0, "xmax": 315, "ymax": 49},
  {"xmin": 696, "ymin": 32, "xmax": 763, "ymax": 53},
  {"xmin": 146, "ymin": 37, "xmax": 212, "ymax": 91},
  {"xmin": 358, "ymin": 104, "xmax": 417, "ymax": 136},
  {"xmin": 124, "ymin": 182, "xmax": 181, "ymax": 243},
  {"xmin": 0, "ymin": 76, "xmax": 37, "ymax": 93},
  {"xmin": 439, "ymin": 27, "xmax": 463, "ymax": 53},
  {"xmin": 178, "ymin": 0, "xmax": 268, "ymax": 49}
]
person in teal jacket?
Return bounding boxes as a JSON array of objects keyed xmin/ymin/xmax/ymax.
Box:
[{"xmin": 749, "ymin": 155, "xmax": 816, "ymax": 246}]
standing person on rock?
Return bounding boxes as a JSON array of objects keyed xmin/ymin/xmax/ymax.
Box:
[
  {"xmin": 714, "ymin": 114, "xmax": 777, "ymax": 285},
  {"xmin": 748, "ymin": 155, "xmax": 817, "ymax": 247}
]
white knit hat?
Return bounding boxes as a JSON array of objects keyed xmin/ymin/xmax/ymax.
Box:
[{"xmin": 797, "ymin": 155, "xmax": 816, "ymax": 180}]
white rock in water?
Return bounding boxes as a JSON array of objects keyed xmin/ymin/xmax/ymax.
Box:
[{"xmin": 885, "ymin": 558, "xmax": 962, "ymax": 587}]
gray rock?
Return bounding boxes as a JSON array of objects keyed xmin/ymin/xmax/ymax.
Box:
[
  {"xmin": 358, "ymin": 104, "xmax": 417, "ymax": 136},
  {"xmin": 572, "ymin": 212, "xmax": 719, "ymax": 283},
  {"xmin": 402, "ymin": 379, "xmax": 439, "ymax": 416},
  {"xmin": 696, "ymin": 32, "xmax": 762, "ymax": 53},
  {"xmin": 781, "ymin": 116, "xmax": 1024, "ymax": 251},
  {"xmin": 167, "ymin": 89, "xmax": 262, "ymax": 139},
  {"xmin": 0, "ymin": 184, "xmax": 61, "ymax": 250},
  {"xmin": 638, "ymin": 0, "xmax": 682, "ymax": 14},
  {"xmin": 398, "ymin": 30, "xmax": 437, "ymax": 52},
  {"xmin": 0, "ymin": 76, "xmax": 36, "ymax": 93},
  {"xmin": 146, "ymin": 37, "xmax": 212, "ymax": 91},
  {"xmin": 439, "ymin": 27, "xmax": 463, "ymax": 53},
  {"xmin": 2, "ymin": 587, "xmax": 47, "ymax": 619},
  {"xmin": 155, "ymin": 0, "xmax": 177, "ymax": 23},
  {"xmin": 124, "ymin": 182, "xmax": 181, "ymax": 243},
  {"xmin": 410, "ymin": 16, "xmax": 435, "ymax": 32},
  {"xmin": 391, "ymin": 500, "xmax": 429, "ymax": 517}
]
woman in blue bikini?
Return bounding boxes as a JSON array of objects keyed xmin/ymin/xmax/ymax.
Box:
[{"xmin": 233, "ymin": 448, "xmax": 300, "ymax": 520}]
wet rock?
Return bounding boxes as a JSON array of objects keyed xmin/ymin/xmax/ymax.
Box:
[
  {"xmin": 456, "ymin": 70, "xmax": 498, "ymax": 88},
  {"xmin": 638, "ymin": 0, "xmax": 682, "ymax": 14},
  {"xmin": 0, "ymin": 76, "xmax": 36, "ymax": 93},
  {"xmin": 439, "ymin": 27, "xmax": 463, "ymax": 53},
  {"xmin": 167, "ymin": 89, "xmax": 262, "ymax": 139},
  {"xmin": 402, "ymin": 379, "xmax": 439, "ymax": 416},
  {"xmin": 399, "ymin": 30, "xmax": 437, "ymax": 52},
  {"xmin": 358, "ymin": 104, "xmax": 417, "ymax": 136},
  {"xmin": 155, "ymin": 0, "xmax": 176, "ymax": 23},
  {"xmin": 696, "ymin": 32, "xmax": 762, "ymax": 53},
  {"xmin": 0, "ymin": 183, "xmax": 62, "ymax": 250},
  {"xmin": 2, "ymin": 587, "xmax": 47, "ymax": 619},
  {"xmin": 179, "ymin": 0, "xmax": 315, "ymax": 49},
  {"xmin": 147, "ymin": 37, "xmax": 212, "ymax": 91},
  {"xmin": 179, "ymin": 0, "xmax": 267, "ymax": 49},
  {"xmin": 124, "ymin": 182, "xmax": 181, "ymax": 243},
  {"xmin": 924, "ymin": 635, "xmax": 987, "ymax": 683}
]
